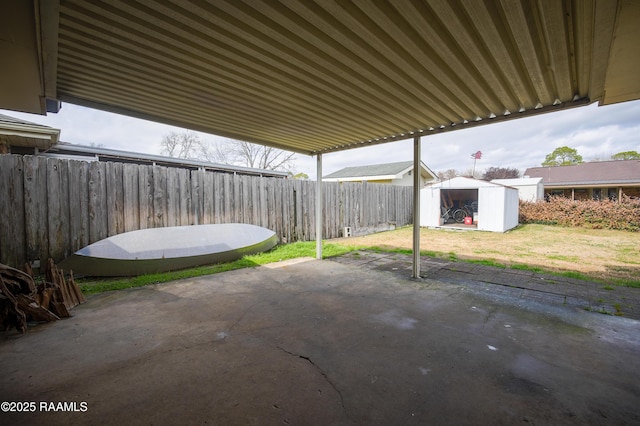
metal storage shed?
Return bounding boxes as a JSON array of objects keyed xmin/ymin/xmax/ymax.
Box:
[{"xmin": 421, "ymin": 177, "xmax": 519, "ymax": 233}]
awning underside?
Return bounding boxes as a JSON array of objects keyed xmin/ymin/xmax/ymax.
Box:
[{"xmin": 4, "ymin": 0, "xmax": 640, "ymax": 155}]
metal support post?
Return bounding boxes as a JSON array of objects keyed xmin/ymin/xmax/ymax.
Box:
[
  {"xmin": 413, "ymin": 136, "xmax": 421, "ymax": 278},
  {"xmin": 316, "ymin": 153, "xmax": 323, "ymax": 259}
]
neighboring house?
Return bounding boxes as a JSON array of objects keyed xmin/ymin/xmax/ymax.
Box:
[
  {"xmin": 420, "ymin": 177, "xmax": 519, "ymax": 233},
  {"xmin": 524, "ymin": 160, "xmax": 640, "ymax": 201},
  {"xmin": 0, "ymin": 113, "xmax": 60, "ymax": 154},
  {"xmin": 0, "ymin": 114, "xmax": 288, "ymax": 178},
  {"xmin": 491, "ymin": 177, "xmax": 544, "ymax": 202},
  {"xmin": 323, "ymin": 160, "xmax": 437, "ymax": 187}
]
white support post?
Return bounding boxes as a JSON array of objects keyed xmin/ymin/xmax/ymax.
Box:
[
  {"xmin": 413, "ymin": 136, "xmax": 421, "ymax": 278},
  {"xmin": 316, "ymin": 153, "xmax": 323, "ymax": 260}
]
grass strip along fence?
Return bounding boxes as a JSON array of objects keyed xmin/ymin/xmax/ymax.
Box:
[
  {"xmin": 78, "ymin": 231, "xmax": 639, "ymax": 295},
  {"xmin": 78, "ymin": 242, "xmax": 356, "ymax": 294}
]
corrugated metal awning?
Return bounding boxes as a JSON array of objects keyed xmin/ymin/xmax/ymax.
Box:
[{"xmin": 2, "ymin": 0, "xmax": 640, "ymax": 155}]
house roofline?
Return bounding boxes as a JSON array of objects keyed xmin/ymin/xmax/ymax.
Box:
[
  {"xmin": 543, "ymin": 181, "xmax": 640, "ymax": 188},
  {"xmin": 45, "ymin": 142, "xmax": 289, "ymax": 177}
]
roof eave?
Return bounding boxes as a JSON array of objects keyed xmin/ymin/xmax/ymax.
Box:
[
  {"xmin": 543, "ymin": 181, "xmax": 640, "ymax": 188},
  {"xmin": 324, "ymin": 174, "xmax": 397, "ymax": 182},
  {"xmin": 50, "ymin": 142, "xmax": 289, "ymax": 177},
  {"xmin": 0, "ymin": 122, "xmax": 60, "ymax": 148},
  {"xmin": 311, "ymin": 98, "xmax": 592, "ymax": 155}
]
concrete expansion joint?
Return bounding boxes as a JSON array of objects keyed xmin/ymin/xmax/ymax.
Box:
[{"xmin": 275, "ymin": 345, "xmax": 352, "ymax": 421}]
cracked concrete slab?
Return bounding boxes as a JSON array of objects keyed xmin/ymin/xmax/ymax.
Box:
[{"xmin": 1, "ymin": 257, "xmax": 639, "ymax": 425}]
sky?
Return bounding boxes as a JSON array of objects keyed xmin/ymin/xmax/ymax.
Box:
[{"xmin": 2, "ymin": 98, "xmax": 640, "ymax": 180}]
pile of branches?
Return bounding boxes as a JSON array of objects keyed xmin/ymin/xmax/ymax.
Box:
[
  {"xmin": 0, "ymin": 259, "xmax": 85, "ymax": 333},
  {"xmin": 520, "ymin": 196, "xmax": 640, "ymax": 231}
]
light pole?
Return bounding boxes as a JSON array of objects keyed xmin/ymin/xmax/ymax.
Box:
[{"xmin": 471, "ymin": 150, "xmax": 482, "ymax": 177}]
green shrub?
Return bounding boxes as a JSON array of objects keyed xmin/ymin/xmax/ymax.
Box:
[{"xmin": 519, "ymin": 196, "xmax": 640, "ymax": 231}]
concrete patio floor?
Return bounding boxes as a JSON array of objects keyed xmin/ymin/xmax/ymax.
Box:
[{"xmin": 1, "ymin": 257, "xmax": 639, "ymax": 425}]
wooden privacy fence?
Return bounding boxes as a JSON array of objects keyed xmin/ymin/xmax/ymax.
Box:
[{"xmin": 0, "ymin": 155, "xmax": 413, "ymax": 269}]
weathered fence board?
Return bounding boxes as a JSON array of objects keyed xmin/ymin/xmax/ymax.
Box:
[
  {"xmin": 138, "ymin": 165, "xmax": 153, "ymax": 229},
  {"xmin": 178, "ymin": 168, "xmax": 190, "ymax": 226},
  {"xmin": 0, "ymin": 156, "xmax": 26, "ymax": 266},
  {"xmin": 190, "ymin": 170, "xmax": 203, "ymax": 226},
  {"xmin": 212, "ymin": 172, "xmax": 222, "ymax": 224},
  {"xmin": 222, "ymin": 173, "xmax": 232, "ymax": 223},
  {"xmin": 106, "ymin": 162, "xmax": 125, "ymax": 237},
  {"xmin": 307, "ymin": 181, "xmax": 316, "ymax": 241},
  {"xmin": 68, "ymin": 160, "xmax": 90, "ymax": 251},
  {"xmin": 123, "ymin": 164, "xmax": 140, "ymax": 232},
  {"xmin": 47, "ymin": 158, "xmax": 70, "ymax": 261},
  {"xmin": 201, "ymin": 172, "xmax": 214, "ymax": 225},
  {"xmin": 166, "ymin": 166, "xmax": 179, "ymax": 227},
  {"xmin": 152, "ymin": 166, "xmax": 167, "ymax": 228},
  {"xmin": 240, "ymin": 174, "xmax": 248, "ymax": 224},
  {"xmin": 0, "ymin": 155, "xmax": 413, "ymax": 269},
  {"xmin": 88, "ymin": 161, "xmax": 107, "ymax": 243},
  {"xmin": 23, "ymin": 156, "xmax": 49, "ymax": 267}
]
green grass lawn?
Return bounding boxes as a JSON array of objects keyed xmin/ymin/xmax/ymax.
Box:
[{"xmin": 78, "ymin": 241, "xmax": 358, "ymax": 295}]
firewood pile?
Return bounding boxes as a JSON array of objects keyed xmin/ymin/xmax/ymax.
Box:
[{"xmin": 0, "ymin": 259, "xmax": 85, "ymax": 333}]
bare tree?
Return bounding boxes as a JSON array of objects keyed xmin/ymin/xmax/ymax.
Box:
[
  {"xmin": 437, "ymin": 169, "xmax": 458, "ymax": 180},
  {"xmin": 160, "ymin": 132, "xmax": 297, "ymax": 172},
  {"xmin": 461, "ymin": 168, "xmax": 476, "ymax": 178},
  {"xmin": 209, "ymin": 139, "xmax": 296, "ymax": 172},
  {"xmin": 437, "ymin": 168, "xmax": 478, "ymax": 179},
  {"xmin": 482, "ymin": 167, "xmax": 521, "ymax": 180},
  {"xmin": 160, "ymin": 131, "xmax": 201, "ymax": 159}
]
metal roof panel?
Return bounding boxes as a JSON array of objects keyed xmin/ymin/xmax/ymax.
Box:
[{"xmin": 2, "ymin": 0, "xmax": 639, "ymax": 155}]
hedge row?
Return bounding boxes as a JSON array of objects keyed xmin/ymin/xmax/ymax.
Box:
[{"xmin": 519, "ymin": 196, "xmax": 640, "ymax": 231}]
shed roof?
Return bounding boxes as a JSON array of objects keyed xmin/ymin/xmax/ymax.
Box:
[
  {"xmin": 491, "ymin": 177, "xmax": 543, "ymax": 187},
  {"xmin": 2, "ymin": 1, "xmax": 640, "ymax": 155},
  {"xmin": 323, "ymin": 160, "xmax": 434, "ymax": 181},
  {"xmin": 524, "ymin": 160, "xmax": 640, "ymax": 186},
  {"xmin": 425, "ymin": 176, "xmax": 514, "ymax": 190}
]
